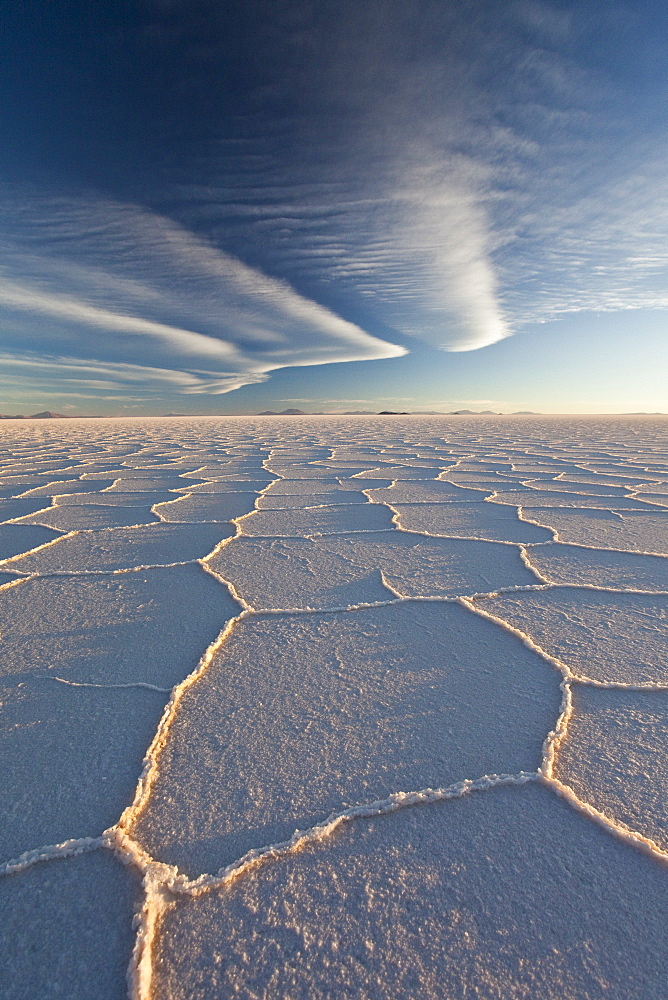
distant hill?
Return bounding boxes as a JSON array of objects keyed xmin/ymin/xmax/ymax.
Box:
[
  {"xmin": 258, "ymin": 408, "xmax": 307, "ymax": 415},
  {"xmin": 0, "ymin": 410, "xmax": 70, "ymax": 419},
  {"xmin": 254, "ymin": 407, "xmax": 512, "ymax": 416},
  {"xmin": 447, "ymin": 409, "xmax": 500, "ymax": 415}
]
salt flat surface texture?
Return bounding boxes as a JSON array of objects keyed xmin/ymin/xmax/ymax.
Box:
[{"xmin": 0, "ymin": 415, "xmax": 667, "ymax": 1000}]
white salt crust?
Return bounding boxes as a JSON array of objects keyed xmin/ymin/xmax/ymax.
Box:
[{"xmin": 1, "ymin": 414, "xmax": 667, "ymax": 1000}]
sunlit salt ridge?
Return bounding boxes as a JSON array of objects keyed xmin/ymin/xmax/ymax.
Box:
[{"xmin": 0, "ymin": 415, "xmax": 667, "ymax": 1000}]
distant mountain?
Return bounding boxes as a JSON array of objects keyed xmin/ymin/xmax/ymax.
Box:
[
  {"xmin": 258, "ymin": 408, "xmax": 307, "ymax": 415},
  {"xmin": 448, "ymin": 409, "xmax": 500, "ymax": 415},
  {"xmin": 378, "ymin": 410, "xmax": 410, "ymax": 415},
  {"xmin": 0, "ymin": 410, "xmax": 70, "ymax": 419}
]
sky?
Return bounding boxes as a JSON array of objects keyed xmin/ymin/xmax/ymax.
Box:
[{"xmin": 1, "ymin": 0, "xmax": 667, "ymax": 415}]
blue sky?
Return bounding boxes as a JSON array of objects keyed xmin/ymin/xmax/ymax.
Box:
[{"xmin": 1, "ymin": 0, "xmax": 666, "ymax": 414}]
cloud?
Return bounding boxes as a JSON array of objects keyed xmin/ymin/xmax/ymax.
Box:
[
  {"xmin": 0, "ymin": 352, "xmax": 274, "ymax": 408},
  {"xmin": 503, "ymin": 150, "xmax": 668, "ymax": 321},
  {"xmin": 389, "ymin": 155, "xmax": 510, "ymax": 350},
  {"xmin": 180, "ymin": 149, "xmax": 512, "ymax": 358},
  {"xmin": 0, "ymin": 280, "xmax": 245, "ymax": 362},
  {"xmin": 5, "ymin": 0, "xmax": 668, "ymax": 409},
  {"xmin": 161, "ymin": 0, "xmax": 521, "ymax": 353},
  {"xmin": 0, "ymin": 190, "xmax": 405, "ymax": 397},
  {"xmin": 162, "ymin": 0, "xmax": 668, "ymax": 352}
]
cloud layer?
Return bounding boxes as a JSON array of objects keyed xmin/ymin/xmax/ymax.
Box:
[
  {"xmin": 2, "ymin": 0, "xmax": 668, "ymax": 409},
  {"xmin": 164, "ymin": 0, "xmax": 667, "ymax": 354},
  {"xmin": 0, "ymin": 191, "xmax": 405, "ymax": 400}
]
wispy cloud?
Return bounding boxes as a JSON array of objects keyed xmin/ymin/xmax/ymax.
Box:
[
  {"xmin": 0, "ymin": 352, "xmax": 255, "ymax": 403},
  {"xmin": 0, "ymin": 280, "xmax": 245, "ymax": 361},
  {"xmin": 389, "ymin": 155, "xmax": 510, "ymax": 350},
  {"xmin": 503, "ymin": 150, "xmax": 668, "ymax": 321},
  {"xmin": 164, "ymin": 0, "xmax": 668, "ymax": 351},
  {"xmin": 161, "ymin": 2, "xmax": 528, "ymax": 352},
  {"xmin": 4, "ymin": 0, "xmax": 667, "ymax": 414},
  {"xmin": 0, "ymin": 190, "xmax": 405, "ymax": 398}
]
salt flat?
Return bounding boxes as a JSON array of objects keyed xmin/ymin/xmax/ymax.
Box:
[
  {"xmin": 525, "ymin": 540, "xmax": 668, "ymax": 590},
  {"xmin": 476, "ymin": 587, "xmax": 668, "ymax": 684},
  {"xmin": 555, "ymin": 687, "xmax": 668, "ymax": 850},
  {"xmin": 207, "ymin": 531, "xmax": 538, "ymax": 609},
  {"xmin": 522, "ymin": 506, "xmax": 668, "ymax": 553},
  {"xmin": 0, "ymin": 414, "xmax": 666, "ymax": 1000},
  {"xmin": 131, "ymin": 602, "xmax": 560, "ymax": 876},
  {"xmin": 153, "ymin": 785, "xmax": 668, "ymax": 1000}
]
